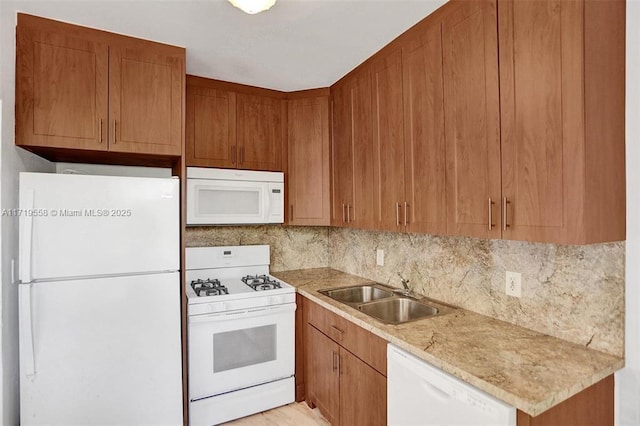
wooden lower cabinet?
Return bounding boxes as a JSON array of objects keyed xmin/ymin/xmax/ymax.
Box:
[
  {"xmin": 299, "ymin": 296, "xmax": 614, "ymax": 426},
  {"xmin": 338, "ymin": 347, "xmax": 386, "ymax": 426},
  {"xmin": 306, "ymin": 325, "xmax": 341, "ymax": 425},
  {"xmin": 303, "ymin": 297, "xmax": 386, "ymax": 426},
  {"xmin": 517, "ymin": 375, "xmax": 614, "ymax": 426},
  {"xmin": 305, "ymin": 324, "xmax": 386, "ymax": 426}
]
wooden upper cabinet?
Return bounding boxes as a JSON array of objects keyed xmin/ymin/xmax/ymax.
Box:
[
  {"xmin": 15, "ymin": 14, "xmax": 185, "ymax": 163},
  {"xmin": 326, "ymin": 0, "xmax": 624, "ymax": 244},
  {"xmin": 372, "ymin": 49, "xmax": 406, "ymax": 232},
  {"xmin": 287, "ymin": 94, "xmax": 330, "ymax": 226},
  {"xmin": 442, "ymin": 0, "xmax": 502, "ymax": 239},
  {"xmin": 402, "ymin": 22, "xmax": 447, "ymax": 236},
  {"xmin": 331, "ymin": 69, "xmax": 374, "ymax": 229},
  {"xmin": 498, "ymin": 0, "xmax": 625, "ymax": 244},
  {"xmin": 331, "ymin": 83, "xmax": 354, "ymax": 227},
  {"xmin": 186, "ymin": 77, "xmax": 237, "ymax": 168},
  {"xmin": 108, "ymin": 46, "xmax": 182, "ymax": 156},
  {"xmin": 236, "ymin": 93, "xmax": 284, "ymax": 171},
  {"xmin": 185, "ymin": 77, "xmax": 285, "ymax": 172},
  {"xmin": 350, "ymin": 69, "xmax": 375, "ymax": 230},
  {"xmin": 16, "ymin": 23, "xmax": 108, "ymax": 151}
]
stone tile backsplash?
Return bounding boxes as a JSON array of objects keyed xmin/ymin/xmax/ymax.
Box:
[
  {"xmin": 185, "ymin": 225, "xmax": 329, "ymax": 272},
  {"xmin": 186, "ymin": 225, "xmax": 624, "ymax": 357}
]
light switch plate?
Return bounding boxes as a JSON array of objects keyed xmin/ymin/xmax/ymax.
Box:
[
  {"xmin": 505, "ymin": 271, "xmax": 522, "ymax": 298},
  {"xmin": 376, "ymin": 249, "xmax": 384, "ymax": 266}
]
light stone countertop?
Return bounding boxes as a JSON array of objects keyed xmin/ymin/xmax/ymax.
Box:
[{"xmin": 272, "ymin": 267, "xmax": 625, "ymax": 417}]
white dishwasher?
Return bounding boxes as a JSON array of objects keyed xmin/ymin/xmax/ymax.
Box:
[{"xmin": 387, "ymin": 344, "xmax": 517, "ymax": 426}]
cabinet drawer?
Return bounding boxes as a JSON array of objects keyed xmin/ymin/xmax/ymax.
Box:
[{"xmin": 304, "ymin": 297, "xmax": 387, "ymax": 376}]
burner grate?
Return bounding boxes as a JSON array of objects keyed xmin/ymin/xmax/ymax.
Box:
[
  {"xmin": 190, "ymin": 278, "xmax": 229, "ymax": 297},
  {"xmin": 241, "ymin": 274, "xmax": 282, "ymax": 291}
]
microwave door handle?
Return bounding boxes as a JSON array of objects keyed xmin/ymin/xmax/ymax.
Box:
[{"xmin": 264, "ymin": 184, "xmax": 271, "ymax": 220}]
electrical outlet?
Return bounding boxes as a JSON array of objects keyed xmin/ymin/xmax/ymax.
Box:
[
  {"xmin": 376, "ymin": 249, "xmax": 384, "ymax": 266},
  {"xmin": 505, "ymin": 271, "xmax": 522, "ymax": 298}
]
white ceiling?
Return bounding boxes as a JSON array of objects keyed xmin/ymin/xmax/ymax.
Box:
[{"xmin": 3, "ymin": 0, "xmax": 447, "ymax": 91}]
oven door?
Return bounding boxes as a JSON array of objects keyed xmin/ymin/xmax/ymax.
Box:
[{"xmin": 188, "ymin": 303, "xmax": 295, "ymax": 400}]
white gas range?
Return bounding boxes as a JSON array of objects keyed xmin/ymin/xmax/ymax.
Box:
[{"xmin": 185, "ymin": 245, "xmax": 296, "ymax": 426}]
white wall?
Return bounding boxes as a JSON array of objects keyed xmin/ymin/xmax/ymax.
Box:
[
  {"xmin": 0, "ymin": 5, "xmax": 53, "ymax": 424},
  {"xmin": 618, "ymin": 2, "xmax": 640, "ymax": 424}
]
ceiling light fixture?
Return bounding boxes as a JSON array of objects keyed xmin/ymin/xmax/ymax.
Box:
[{"xmin": 228, "ymin": 0, "xmax": 276, "ymax": 14}]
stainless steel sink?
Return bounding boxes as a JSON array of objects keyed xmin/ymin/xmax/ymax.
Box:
[
  {"xmin": 358, "ymin": 298, "xmax": 439, "ymax": 324},
  {"xmin": 319, "ymin": 285, "xmax": 394, "ymax": 304},
  {"xmin": 318, "ymin": 284, "xmax": 456, "ymax": 325}
]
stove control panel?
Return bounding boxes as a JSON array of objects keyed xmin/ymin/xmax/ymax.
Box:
[{"xmin": 188, "ymin": 292, "xmax": 296, "ymax": 317}]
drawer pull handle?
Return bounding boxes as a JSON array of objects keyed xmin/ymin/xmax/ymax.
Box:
[
  {"xmin": 330, "ymin": 325, "xmax": 344, "ymax": 334},
  {"xmin": 503, "ymin": 197, "xmax": 511, "ymax": 230},
  {"xmin": 404, "ymin": 201, "xmax": 409, "ymax": 226},
  {"xmin": 488, "ymin": 198, "xmax": 495, "ymax": 230}
]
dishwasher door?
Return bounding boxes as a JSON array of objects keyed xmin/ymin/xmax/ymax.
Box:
[{"xmin": 387, "ymin": 344, "xmax": 517, "ymax": 426}]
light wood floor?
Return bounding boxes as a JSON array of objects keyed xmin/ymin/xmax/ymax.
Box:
[{"xmin": 221, "ymin": 402, "xmax": 329, "ymax": 426}]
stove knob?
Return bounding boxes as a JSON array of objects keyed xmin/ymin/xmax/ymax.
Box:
[
  {"xmin": 269, "ymin": 296, "xmax": 283, "ymax": 305},
  {"xmin": 208, "ymin": 302, "xmax": 226, "ymax": 313}
]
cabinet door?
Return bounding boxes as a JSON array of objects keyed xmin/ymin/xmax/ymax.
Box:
[
  {"xmin": 442, "ymin": 0, "xmax": 502, "ymax": 239},
  {"xmin": 288, "ymin": 96, "xmax": 330, "ymax": 225},
  {"xmin": 402, "ymin": 23, "xmax": 447, "ymax": 235},
  {"xmin": 350, "ymin": 69, "xmax": 375, "ymax": 230},
  {"xmin": 372, "ymin": 49, "xmax": 406, "ymax": 232},
  {"xmin": 109, "ymin": 46, "xmax": 183, "ymax": 156},
  {"xmin": 186, "ymin": 83, "xmax": 237, "ymax": 168},
  {"xmin": 16, "ymin": 26, "xmax": 108, "ymax": 150},
  {"xmin": 236, "ymin": 94, "xmax": 284, "ymax": 171},
  {"xmin": 339, "ymin": 348, "xmax": 387, "ymax": 426},
  {"xmin": 498, "ymin": 0, "xmax": 583, "ymax": 243},
  {"xmin": 306, "ymin": 325, "xmax": 340, "ymax": 425},
  {"xmin": 331, "ymin": 84, "xmax": 354, "ymax": 227}
]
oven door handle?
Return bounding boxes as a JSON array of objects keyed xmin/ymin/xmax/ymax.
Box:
[{"xmin": 188, "ymin": 303, "xmax": 296, "ymax": 323}]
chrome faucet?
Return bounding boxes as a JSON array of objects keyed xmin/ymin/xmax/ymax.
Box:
[{"xmin": 397, "ymin": 272, "xmax": 411, "ymax": 295}]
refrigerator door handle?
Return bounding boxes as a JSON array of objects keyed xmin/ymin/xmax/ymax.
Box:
[
  {"xmin": 20, "ymin": 188, "xmax": 35, "ymax": 283},
  {"xmin": 19, "ymin": 283, "xmax": 36, "ymax": 377}
]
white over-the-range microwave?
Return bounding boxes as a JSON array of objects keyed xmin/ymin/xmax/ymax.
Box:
[{"xmin": 186, "ymin": 167, "xmax": 284, "ymax": 225}]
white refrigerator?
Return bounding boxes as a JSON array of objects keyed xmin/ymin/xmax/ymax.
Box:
[{"xmin": 18, "ymin": 172, "xmax": 183, "ymax": 425}]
